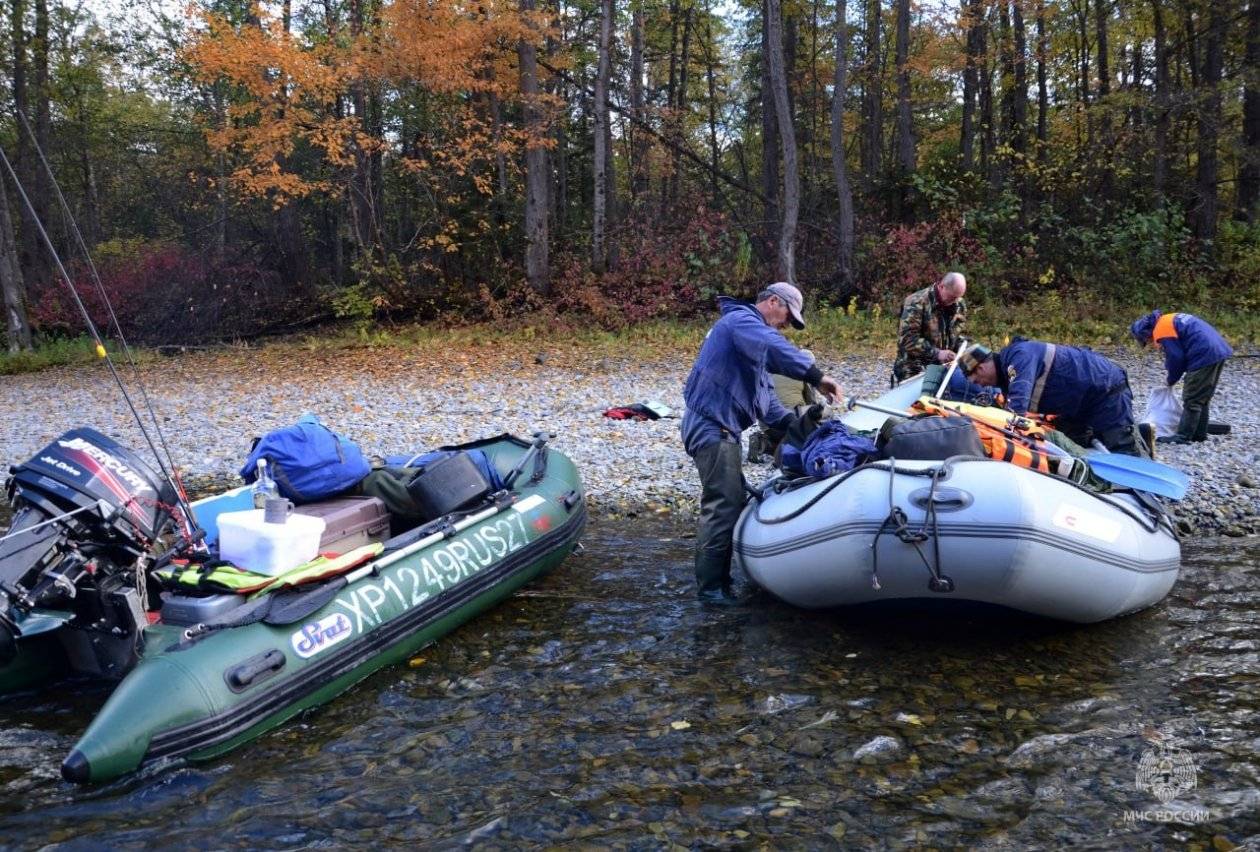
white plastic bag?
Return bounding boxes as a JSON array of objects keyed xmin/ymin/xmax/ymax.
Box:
[{"xmin": 1141, "ymin": 384, "xmax": 1182, "ymax": 438}]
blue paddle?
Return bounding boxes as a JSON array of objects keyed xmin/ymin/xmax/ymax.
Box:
[{"xmin": 1083, "ymin": 444, "xmax": 1190, "ymax": 501}]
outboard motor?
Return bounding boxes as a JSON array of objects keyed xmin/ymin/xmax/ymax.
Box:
[{"xmin": 0, "ymin": 427, "xmax": 179, "ymax": 674}]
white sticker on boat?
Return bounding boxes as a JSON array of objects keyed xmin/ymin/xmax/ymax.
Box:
[
  {"xmin": 1052, "ymin": 504, "xmax": 1122, "ymax": 543},
  {"xmin": 513, "ymin": 494, "xmax": 546, "ymax": 513},
  {"xmin": 290, "ymin": 612, "xmax": 354, "ymax": 659}
]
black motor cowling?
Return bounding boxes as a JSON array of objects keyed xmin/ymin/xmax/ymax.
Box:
[
  {"xmin": 7, "ymin": 426, "xmax": 175, "ymax": 545},
  {"xmin": 0, "ymin": 428, "xmax": 179, "ymax": 665}
]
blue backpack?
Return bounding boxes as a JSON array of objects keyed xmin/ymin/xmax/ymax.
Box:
[
  {"xmin": 780, "ymin": 420, "xmax": 879, "ymax": 478},
  {"xmin": 240, "ymin": 414, "xmax": 371, "ymax": 502}
]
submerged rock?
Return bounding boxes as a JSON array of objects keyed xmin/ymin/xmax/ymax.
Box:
[{"xmin": 853, "ymin": 735, "xmax": 904, "ymax": 764}]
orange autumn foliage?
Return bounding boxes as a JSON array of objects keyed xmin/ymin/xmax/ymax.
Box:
[{"xmin": 183, "ymin": 0, "xmax": 557, "ymax": 203}]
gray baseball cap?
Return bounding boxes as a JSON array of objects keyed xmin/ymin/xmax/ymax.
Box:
[{"xmin": 765, "ymin": 282, "xmax": 806, "ymax": 330}]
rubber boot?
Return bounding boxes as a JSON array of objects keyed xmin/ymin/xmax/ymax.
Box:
[
  {"xmin": 1192, "ymin": 400, "xmax": 1211, "ymax": 442},
  {"xmin": 694, "ymin": 553, "xmax": 748, "ymax": 607},
  {"xmin": 1173, "ymin": 404, "xmax": 1201, "ymax": 444},
  {"xmin": 1138, "ymin": 423, "xmax": 1156, "ymax": 460}
]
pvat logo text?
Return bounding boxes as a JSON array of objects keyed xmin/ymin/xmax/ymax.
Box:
[{"xmin": 291, "ymin": 612, "xmax": 354, "ymax": 659}]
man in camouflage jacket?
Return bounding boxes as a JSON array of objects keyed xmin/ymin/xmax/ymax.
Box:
[{"xmin": 891, "ymin": 272, "xmax": 968, "ymax": 384}]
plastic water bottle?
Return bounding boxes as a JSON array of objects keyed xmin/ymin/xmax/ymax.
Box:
[{"xmin": 252, "ymin": 458, "xmax": 278, "ymax": 509}]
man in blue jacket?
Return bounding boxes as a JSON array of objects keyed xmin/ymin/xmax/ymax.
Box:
[
  {"xmin": 1130, "ymin": 311, "xmax": 1233, "ymax": 444},
  {"xmin": 682, "ymin": 283, "xmax": 842, "ymax": 606},
  {"xmin": 959, "ymin": 338, "xmax": 1147, "ymax": 457}
]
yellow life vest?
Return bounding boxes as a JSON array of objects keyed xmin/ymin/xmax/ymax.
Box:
[
  {"xmin": 917, "ymin": 397, "xmax": 1049, "ymax": 437},
  {"xmin": 252, "ymin": 543, "xmax": 384, "ymax": 597},
  {"xmin": 157, "ymin": 561, "xmax": 273, "ymax": 595},
  {"xmin": 158, "ymin": 543, "xmax": 384, "ymax": 597}
]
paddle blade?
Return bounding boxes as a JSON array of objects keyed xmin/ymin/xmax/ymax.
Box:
[{"xmin": 1083, "ymin": 451, "xmax": 1189, "ymax": 500}]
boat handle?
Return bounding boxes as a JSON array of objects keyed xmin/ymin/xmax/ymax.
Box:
[
  {"xmin": 225, "ymin": 649, "xmax": 287, "ymax": 693},
  {"xmin": 908, "ymin": 487, "xmax": 972, "ymax": 512}
]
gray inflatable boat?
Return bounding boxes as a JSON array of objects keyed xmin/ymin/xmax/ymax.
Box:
[{"xmin": 734, "ymin": 381, "xmax": 1181, "ymax": 623}]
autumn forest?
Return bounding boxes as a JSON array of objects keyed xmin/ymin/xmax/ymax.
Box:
[{"xmin": 0, "ymin": 0, "xmax": 1257, "ymax": 348}]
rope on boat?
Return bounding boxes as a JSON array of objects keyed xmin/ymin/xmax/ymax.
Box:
[{"xmin": 869, "ymin": 459, "xmax": 955, "ymax": 593}]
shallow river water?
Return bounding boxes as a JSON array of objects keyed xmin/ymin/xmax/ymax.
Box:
[{"xmin": 0, "ymin": 516, "xmax": 1257, "ymax": 848}]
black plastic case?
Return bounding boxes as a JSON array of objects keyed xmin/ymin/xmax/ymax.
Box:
[{"xmin": 406, "ymin": 452, "xmax": 492, "ymax": 518}]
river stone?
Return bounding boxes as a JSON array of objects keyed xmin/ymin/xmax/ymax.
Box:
[
  {"xmin": 930, "ymin": 796, "xmax": 1000, "ymax": 822},
  {"xmin": 853, "ymin": 735, "xmax": 903, "ymax": 764},
  {"xmin": 787, "ymin": 732, "xmax": 828, "ymax": 757},
  {"xmin": 1004, "ymin": 732, "xmax": 1081, "ymax": 770},
  {"xmin": 974, "ymin": 776, "xmax": 1033, "ymax": 809}
]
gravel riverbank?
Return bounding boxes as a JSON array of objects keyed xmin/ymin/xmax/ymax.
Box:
[{"xmin": 1, "ymin": 340, "xmax": 1256, "ymax": 536}]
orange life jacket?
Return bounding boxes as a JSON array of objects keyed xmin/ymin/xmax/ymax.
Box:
[
  {"xmin": 913, "ymin": 400, "xmax": 1076, "ymax": 477},
  {"xmin": 971, "ymin": 420, "xmax": 1062, "ymax": 474}
]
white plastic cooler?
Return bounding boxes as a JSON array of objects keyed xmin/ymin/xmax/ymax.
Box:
[{"xmin": 217, "ymin": 509, "xmax": 326, "ymax": 576}]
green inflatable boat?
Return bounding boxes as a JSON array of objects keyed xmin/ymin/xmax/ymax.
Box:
[{"xmin": 0, "ymin": 430, "xmax": 584, "ymax": 783}]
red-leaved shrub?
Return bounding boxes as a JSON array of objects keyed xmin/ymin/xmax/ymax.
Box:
[
  {"xmin": 27, "ymin": 242, "xmax": 310, "ymax": 344},
  {"xmin": 544, "ymin": 206, "xmax": 753, "ymax": 328},
  {"xmin": 859, "ymin": 215, "xmax": 986, "ymax": 308}
]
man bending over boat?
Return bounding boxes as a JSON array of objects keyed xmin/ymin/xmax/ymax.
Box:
[
  {"xmin": 959, "ymin": 339, "xmax": 1150, "ymax": 458},
  {"xmin": 892, "ymin": 272, "xmax": 968, "ymax": 385},
  {"xmin": 682, "ymin": 283, "xmax": 842, "ymax": 607},
  {"xmin": 1130, "ymin": 310, "xmax": 1233, "ymax": 445}
]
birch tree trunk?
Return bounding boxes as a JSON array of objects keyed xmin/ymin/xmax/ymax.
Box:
[
  {"xmin": 592, "ymin": 0, "xmax": 613, "ymax": 272},
  {"xmin": 831, "ymin": 0, "xmax": 855, "ymax": 289},
  {"xmin": 519, "ymin": 0, "xmax": 551, "ymax": 294},
  {"xmin": 766, "ymin": 0, "xmax": 799, "ymax": 282},
  {"xmin": 893, "ymin": 0, "xmax": 914, "ymax": 220},
  {"xmin": 761, "ymin": 0, "xmax": 781, "ymax": 261},
  {"xmin": 0, "ymin": 175, "xmax": 32, "ymax": 352}
]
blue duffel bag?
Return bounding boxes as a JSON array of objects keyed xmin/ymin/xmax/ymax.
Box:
[{"xmin": 240, "ymin": 414, "xmax": 371, "ymax": 502}]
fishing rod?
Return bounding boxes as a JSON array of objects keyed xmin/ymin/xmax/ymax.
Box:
[
  {"xmin": 13, "ymin": 112, "xmax": 194, "ymax": 518},
  {"xmin": 0, "ymin": 138, "xmax": 200, "ymax": 542}
]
